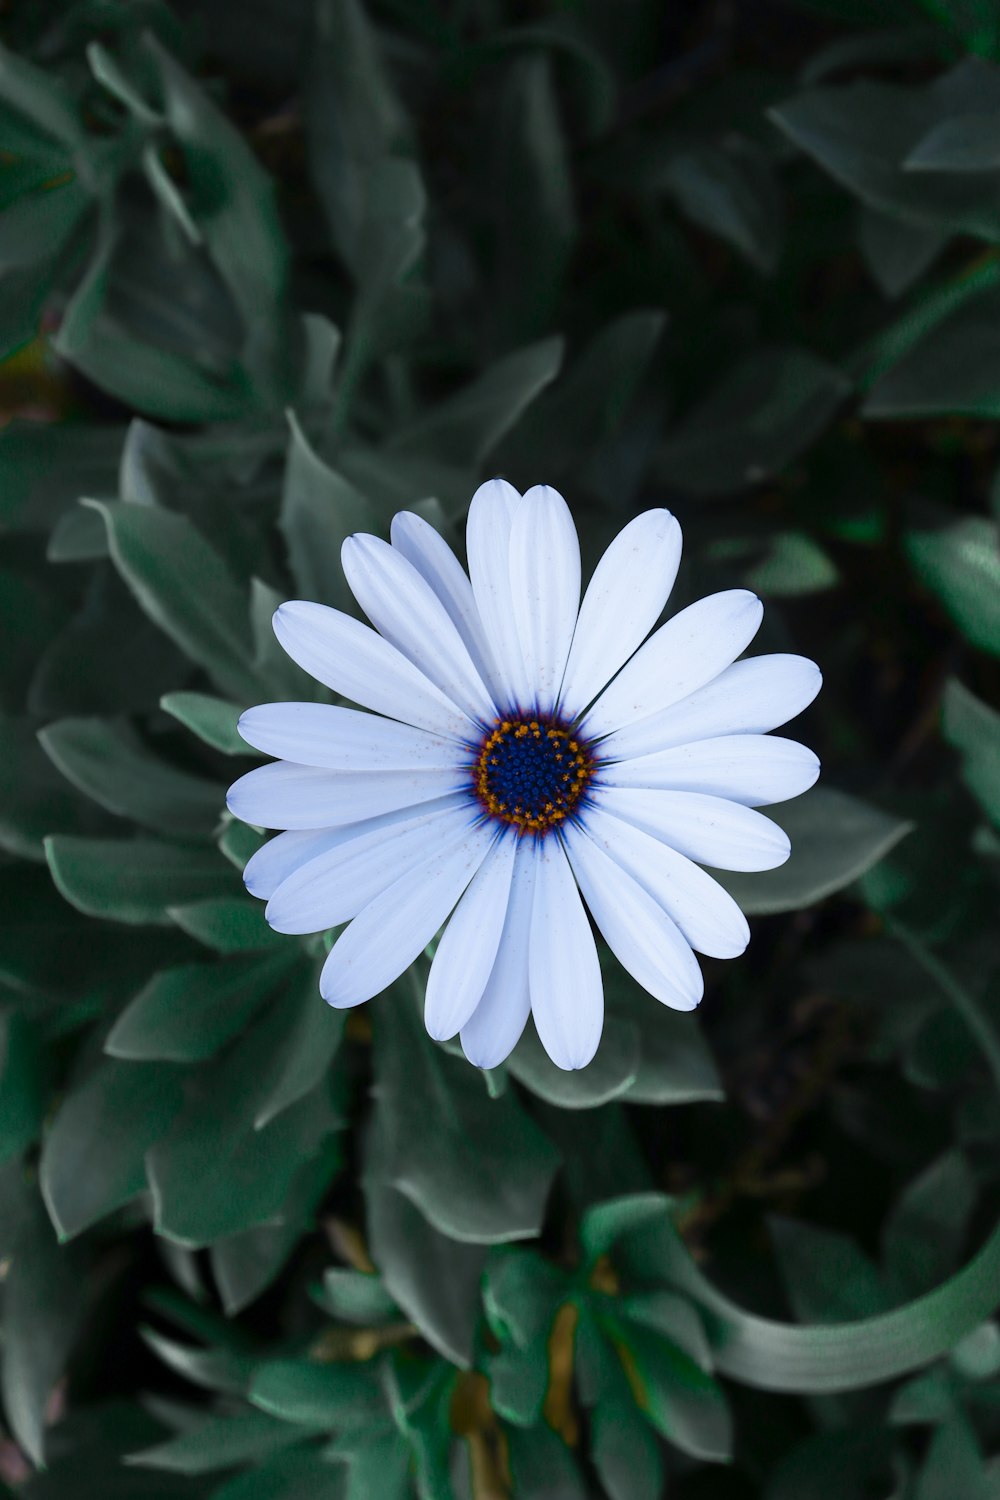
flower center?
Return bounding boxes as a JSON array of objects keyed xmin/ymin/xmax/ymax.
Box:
[{"xmin": 474, "ymin": 716, "xmax": 595, "ymax": 834}]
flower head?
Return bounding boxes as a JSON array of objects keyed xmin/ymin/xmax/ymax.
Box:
[{"xmin": 227, "ymin": 481, "xmax": 821, "ymax": 1070}]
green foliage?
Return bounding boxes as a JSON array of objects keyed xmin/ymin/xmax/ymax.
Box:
[{"xmin": 2, "ymin": 0, "xmax": 1000, "ymax": 1494}]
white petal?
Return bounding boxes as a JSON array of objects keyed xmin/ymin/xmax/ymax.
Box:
[
  {"xmin": 460, "ymin": 837, "xmax": 537, "ymax": 1069},
  {"xmin": 582, "ymin": 590, "xmax": 764, "ymax": 740},
  {"xmin": 590, "ymin": 786, "xmax": 790, "ymax": 872},
  {"xmin": 599, "ymin": 654, "xmax": 822, "ymax": 761},
  {"xmin": 466, "ymin": 478, "xmax": 532, "ymax": 710},
  {"xmin": 529, "ymin": 838, "xmax": 603, "ymax": 1070},
  {"xmin": 602, "ymin": 734, "xmax": 820, "ymax": 807},
  {"xmin": 581, "ymin": 804, "xmax": 750, "ymax": 960},
  {"xmin": 424, "ymin": 831, "xmax": 518, "ymax": 1040},
  {"xmin": 562, "ymin": 822, "xmax": 703, "ymax": 1010},
  {"xmin": 273, "ymin": 601, "xmax": 475, "ymax": 742},
  {"xmin": 320, "ymin": 822, "xmax": 496, "ymax": 1007},
  {"xmin": 238, "ymin": 703, "xmax": 468, "ymax": 772},
  {"xmin": 342, "ymin": 533, "xmax": 497, "ymax": 725},
  {"xmin": 226, "ymin": 761, "xmax": 468, "ymax": 830},
  {"xmin": 509, "ymin": 484, "xmax": 580, "ymax": 715},
  {"xmin": 266, "ymin": 798, "xmax": 476, "ymax": 934},
  {"xmin": 390, "ymin": 511, "xmax": 505, "ymax": 706},
  {"xmin": 244, "ymin": 827, "xmax": 355, "ymax": 899},
  {"xmin": 559, "ymin": 509, "xmax": 682, "ymax": 717}
]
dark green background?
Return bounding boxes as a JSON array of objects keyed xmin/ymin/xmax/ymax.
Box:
[{"xmin": 2, "ymin": 0, "xmax": 1000, "ymax": 1495}]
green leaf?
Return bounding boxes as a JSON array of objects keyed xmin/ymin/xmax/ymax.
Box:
[
  {"xmin": 249, "ymin": 1359, "xmax": 385, "ymax": 1430},
  {"xmin": 210, "ymin": 1449, "xmax": 347, "ymax": 1500},
  {"xmin": 372, "ymin": 983, "xmax": 559, "ymax": 1244},
  {"xmin": 655, "ymin": 932, "xmax": 1000, "ymax": 1392},
  {"xmin": 590, "ymin": 1396, "xmax": 665, "ymax": 1500},
  {"xmin": 127, "ymin": 1408, "xmax": 313, "ymax": 1474},
  {"xmin": 772, "ymin": 62, "xmax": 1000, "ymax": 240},
  {"xmin": 858, "ymin": 205, "xmax": 947, "ymax": 299},
  {"xmin": 0, "ymin": 45, "xmax": 82, "ymax": 147},
  {"xmin": 619, "ymin": 1291, "xmax": 712, "ymax": 1370},
  {"xmin": 716, "ymin": 788, "xmax": 913, "ymax": 915},
  {"xmin": 211, "ymin": 1154, "xmax": 334, "ymax": 1315},
  {"xmin": 160, "ymin": 692, "xmax": 250, "ymax": 756},
  {"xmin": 915, "ymin": 1416, "xmax": 990, "ymax": 1500},
  {"xmin": 604, "ymin": 968, "xmax": 723, "ymax": 1106},
  {"xmin": 279, "ymin": 413, "xmax": 374, "ymax": 608},
  {"xmin": 601, "ymin": 1313, "xmax": 732, "ymax": 1461},
  {"xmin": 304, "ymin": 0, "xmax": 409, "ymax": 273},
  {"xmin": 45, "ymin": 834, "xmax": 235, "ymax": 925},
  {"xmin": 865, "ymin": 283, "xmax": 1000, "ymax": 420},
  {"xmin": 85, "ymin": 500, "xmax": 262, "ymax": 701},
  {"xmin": 506, "ymin": 1424, "xmax": 587, "ymax": 1499},
  {"xmin": 906, "ymin": 114, "xmax": 1000, "ymax": 172},
  {"xmin": 144, "ymin": 36, "xmax": 292, "ymax": 401},
  {"xmin": 579, "ymin": 1193, "xmax": 675, "ymax": 1270},
  {"xmin": 0, "ymin": 1014, "xmax": 46, "ymax": 1162},
  {"xmin": 337, "ymin": 157, "xmax": 428, "ymax": 406},
  {"xmin": 252, "ymin": 965, "xmax": 346, "ymax": 1129},
  {"xmin": 147, "ymin": 982, "xmax": 341, "ymax": 1244},
  {"xmin": 318, "ymin": 1269, "xmax": 399, "ymax": 1326},
  {"xmin": 0, "ymin": 715, "xmax": 117, "ymax": 860},
  {"xmin": 657, "ymin": 348, "xmax": 850, "ymax": 496},
  {"xmin": 943, "ymin": 678, "xmax": 1000, "ymax": 823},
  {"xmin": 31, "ymin": 570, "xmax": 187, "ymax": 719},
  {"xmin": 168, "ymin": 896, "xmax": 286, "ymax": 953},
  {"xmin": 882, "ymin": 1151, "xmax": 976, "ymax": 1298},
  {"xmin": 770, "ymin": 1217, "xmax": 890, "ymax": 1323},
  {"xmin": 507, "ymin": 1013, "xmax": 639, "ymax": 1108},
  {"xmin": 0, "ymin": 1198, "xmax": 85, "ymax": 1465},
  {"xmin": 766, "ymin": 1426, "xmax": 900, "ymax": 1500},
  {"xmin": 742, "ymin": 531, "xmax": 840, "ymax": 597},
  {"xmin": 40, "ymin": 1057, "xmax": 183, "ymax": 1240},
  {"xmin": 387, "ymin": 337, "xmax": 564, "ymax": 468},
  {"xmin": 491, "ymin": 53, "xmax": 576, "ymax": 339},
  {"xmin": 364, "ymin": 1114, "xmax": 487, "ymax": 1367},
  {"xmin": 907, "ymin": 516, "xmax": 1000, "ymax": 655},
  {"xmin": 105, "ymin": 953, "xmax": 291, "ymax": 1062},
  {"xmin": 659, "ymin": 136, "xmax": 784, "ymax": 274},
  {"xmin": 0, "ymin": 421, "xmax": 125, "ymax": 534},
  {"xmin": 39, "ymin": 717, "xmax": 223, "ymax": 839},
  {"xmin": 500, "ymin": 310, "xmax": 666, "ymax": 478}
]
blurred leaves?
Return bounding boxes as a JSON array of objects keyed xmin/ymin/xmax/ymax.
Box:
[{"xmin": 2, "ymin": 1, "xmax": 1000, "ymax": 1496}]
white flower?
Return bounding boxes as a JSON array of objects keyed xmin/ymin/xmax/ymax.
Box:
[{"xmin": 227, "ymin": 481, "xmax": 821, "ymax": 1071}]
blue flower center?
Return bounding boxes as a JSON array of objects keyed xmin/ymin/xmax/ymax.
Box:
[{"xmin": 474, "ymin": 716, "xmax": 595, "ymax": 834}]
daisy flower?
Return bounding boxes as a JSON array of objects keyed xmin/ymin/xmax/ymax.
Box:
[{"xmin": 227, "ymin": 481, "xmax": 821, "ymax": 1071}]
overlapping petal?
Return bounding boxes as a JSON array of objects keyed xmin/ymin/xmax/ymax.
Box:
[
  {"xmin": 342, "ymin": 533, "xmax": 497, "ymax": 725},
  {"xmin": 582, "ymin": 589, "xmax": 764, "ymax": 740},
  {"xmin": 559, "ymin": 509, "xmax": 682, "ymax": 717},
  {"xmin": 529, "ymin": 838, "xmax": 604, "ymax": 1070},
  {"xmin": 509, "ymin": 484, "xmax": 580, "ymax": 715},
  {"xmin": 320, "ymin": 822, "xmax": 497, "ymax": 1007},
  {"xmin": 226, "ymin": 760, "xmax": 466, "ymax": 830},
  {"xmin": 265, "ymin": 797, "xmax": 476, "ymax": 934},
  {"xmin": 238, "ymin": 702, "xmax": 468, "ymax": 771},
  {"xmin": 424, "ymin": 830, "xmax": 518, "ymax": 1040},
  {"xmin": 583, "ymin": 804, "xmax": 750, "ymax": 960},
  {"xmin": 460, "ymin": 837, "xmax": 537, "ymax": 1069},
  {"xmin": 273, "ymin": 600, "xmax": 475, "ymax": 742},
  {"xmin": 390, "ymin": 510, "xmax": 503, "ymax": 703},
  {"xmin": 599, "ymin": 654, "xmax": 821, "ymax": 761},
  {"xmin": 601, "ymin": 732, "xmax": 819, "ymax": 806},
  {"xmin": 590, "ymin": 786, "xmax": 790, "ymax": 872},
  {"xmin": 465, "ymin": 478, "xmax": 533, "ymax": 709},
  {"xmin": 563, "ymin": 821, "xmax": 703, "ymax": 1011}
]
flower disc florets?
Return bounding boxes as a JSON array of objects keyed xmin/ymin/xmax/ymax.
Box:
[{"xmin": 474, "ymin": 716, "xmax": 595, "ymax": 834}]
